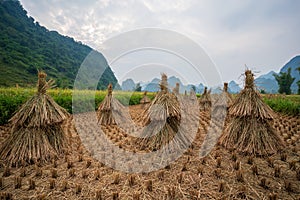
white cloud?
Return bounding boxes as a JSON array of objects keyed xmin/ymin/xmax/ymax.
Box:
[
  {"xmin": 20, "ymin": 0, "xmax": 300, "ymax": 84},
  {"xmin": 142, "ymin": 0, "xmax": 195, "ymax": 13}
]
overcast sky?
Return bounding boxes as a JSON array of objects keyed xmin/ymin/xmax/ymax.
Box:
[{"xmin": 20, "ymin": 0, "xmax": 300, "ymax": 85}]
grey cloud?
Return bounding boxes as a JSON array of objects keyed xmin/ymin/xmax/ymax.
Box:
[{"xmin": 20, "ymin": 0, "xmax": 300, "ymax": 84}]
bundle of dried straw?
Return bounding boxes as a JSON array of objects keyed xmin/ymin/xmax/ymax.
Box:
[
  {"xmin": 212, "ymin": 82, "xmax": 233, "ymax": 117},
  {"xmin": 140, "ymin": 91, "xmax": 151, "ymax": 105},
  {"xmin": 97, "ymin": 83, "xmax": 127, "ymax": 125},
  {"xmin": 172, "ymin": 83, "xmax": 180, "ymax": 95},
  {"xmin": 199, "ymin": 87, "xmax": 212, "ymax": 111},
  {"xmin": 0, "ymin": 71, "xmax": 69, "ymax": 166},
  {"xmin": 140, "ymin": 74, "xmax": 191, "ymax": 150},
  {"xmin": 219, "ymin": 70, "xmax": 284, "ymax": 155}
]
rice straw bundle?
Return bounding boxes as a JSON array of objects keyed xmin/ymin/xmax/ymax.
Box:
[
  {"xmin": 199, "ymin": 87, "xmax": 212, "ymax": 111},
  {"xmin": 140, "ymin": 74, "xmax": 191, "ymax": 150},
  {"xmin": 189, "ymin": 88, "xmax": 197, "ymax": 101},
  {"xmin": 182, "ymin": 90, "xmax": 188, "ymax": 103},
  {"xmin": 0, "ymin": 71, "xmax": 70, "ymax": 166},
  {"xmin": 97, "ymin": 84, "xmax": 127, "ymax": 125},
  {"xmin": 172, "ymin": 83, "xmax": 180, "ymax": 95},
  {"xmin": 219, "ymin": 70, "xmax": 284, "ymax": 155},
  {"xmin": 223, "ymin": 82, "xmax": 233, "ymax": 106},
  {"xmin": 180, "ymin": 87, "xmax": 196, "ymax": 113},
  {"xmin": 140, "ymin": 91, "xmax": 151, "ymax": 105},
  {"xmin": 212, "ymin": 83, "xmax": 233, "ymax": 117},
  {"xmin": 173, "ymin": 82, "xmax": 190, "ymax": 113}
]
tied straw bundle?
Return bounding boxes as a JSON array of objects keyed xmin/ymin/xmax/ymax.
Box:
[
  {"xmin": 199, "ymin": 87, "xmax": 212, "ymax": 112},
  {"xmin": 0, "ymin": 71, "xmax": 69, "ymax": 166},
  {"xmin": 172, "ymin": 83, "xmax": 180, "ymax": 95},
  {"xmin": 219, "ymin": 70, "xmax": 285, "ymax": 156},
  {"xmin": 140, "ymin": 91, "xmax": 151, "ymax": 109},
  {"xmin": 212, "ymin": 82, "xmax": 233, "ymax": 118},
  {"xmin": 140, "ymin": 74, "xmax": 191, "ymax": 151},
  {"xmin": 97, "ymin": 83, "xmax": 128, "ymax": 125}
]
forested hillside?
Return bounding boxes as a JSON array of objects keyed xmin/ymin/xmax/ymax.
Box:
[{"xmin": 0, "ymin": 0, "xmax": 118, "ymax": 89}]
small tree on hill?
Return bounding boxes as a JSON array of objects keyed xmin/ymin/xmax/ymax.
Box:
[
  {"xmin": 260, "ymin": 89, "xmax": 266, "ymax": 94},
  {"xmin": 273, "ymin": 68, "xmax": 295, "ymax": 95},
  {"xmin": 135, "ymin": 83, "xmax": 142, "ymax": 92}
]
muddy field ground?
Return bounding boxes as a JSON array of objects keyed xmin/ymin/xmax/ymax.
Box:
[{"xmin": 0, "ymin": 104, "xmax": 299, "ymax": 199}]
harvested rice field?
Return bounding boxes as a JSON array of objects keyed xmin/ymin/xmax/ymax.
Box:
[
  {"xmin": 1, "ymin": 1, "xmax": 300, "ymax": 199},
  {"xmin": 0, "ymin": 103, "xmax": 299, "ymax": 199}
]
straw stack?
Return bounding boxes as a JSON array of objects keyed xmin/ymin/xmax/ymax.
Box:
[
  {"xmin": 189, "ymin": 88, "xmax": 197, "ymax": 101},
  {"xmin": 199, "ymin": 87, "xmax": 212, "ymax": 111},
  {"xmin": 212, "ymin": 82, "xmax": 233, "ymax": 118},
  {"xmin": 97, "ymin": 83, "xmax": 127, "ymax": 125},
  {"xmin": 140, "ymin": 91, "xmax": 151, "ymax": 106},
  {"xmin": 219, "ymin": 70, "xmax": 285, "ymax": 155},
  {"xmin": 0, "ymin": 71, "xmax": 69, "ymax": 166},
  {"xmin": 140, "ymin": 74, "xmax": 191, "ymax": 150},
  {"xmin": 172, "ymin": 83, "xmax": 180, "ymax": 95}
]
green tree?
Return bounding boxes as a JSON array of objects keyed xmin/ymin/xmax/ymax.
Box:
[
  {"xmin": 135, "ymin": 83, "xmax": 142, "ymax": 92},
  {"xmin": 260, "ymin": 89, "xmax": 266, "ymax": 94},
  {"xmin": 273, "ymin": 68, "xmax": 295, "ymax": 95}
]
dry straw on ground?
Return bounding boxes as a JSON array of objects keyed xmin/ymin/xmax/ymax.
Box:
[
  {"xmin": 219, "ymin": 70, "xmax": 285, "ymax": 155},
  {"xmin": 0, "ymin": 71, "xmax": 69, "ymax": 166},
  {"xmin": 0, "ymin": 97, "xmax": 299, "ymax": 199}
]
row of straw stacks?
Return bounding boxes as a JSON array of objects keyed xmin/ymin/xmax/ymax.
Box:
[{"xmin": 0, "ymin": 69, "xmax": 285, "ymax": 168}]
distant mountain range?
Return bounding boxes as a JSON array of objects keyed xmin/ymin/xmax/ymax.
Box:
[
  {"xmin": 121, "ymin": 55, "xmax": 300, "ymax": 94},
  {"xmin": 255, "ymin": 71, "xmax": 278, "ymax": 93},
  {"xmin": 121, "ymin": 76, "xmax": 241, "ymax": 94},
  {"xmin": 228, "ymin": 81, "xmax": 241, "ymax": 94},
  {"xmin": 121, "ymin": 79, "xmax": 136, "ymax": 91},
  {"xmin": 255, "ymin": 56, "xmax": 300, "ymax": 93}
]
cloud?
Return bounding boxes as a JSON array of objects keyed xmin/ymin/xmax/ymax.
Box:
[
  {"xmin": 142, "ymin": 0, "xmax": 195, "ymax": 13},
  {"xmin": 20, "ymin": 0, "xmax": 300, "ymax": 84}
]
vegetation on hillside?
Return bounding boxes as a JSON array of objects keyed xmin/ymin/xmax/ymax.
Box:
[
  {"xmin": 0, "ymin": 0, "xmax": 118, "ymax": 89},
  {"xmin": 297, "ymin": 67, "xmax": 300, "ymax": 94},
  {"xmin": 273, "ymin": 68, "xmax": 295, "ymax": 95}
]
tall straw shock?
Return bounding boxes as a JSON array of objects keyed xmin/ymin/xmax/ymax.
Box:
[
  {"xmin": 212, "ymin": 82, "xmax": 233, "ymax": 118},
  {"xmin": 97, "ymin": 83, "xmax": 129, "ymax": 125},
  {"xmin": 199, "ymin": 87, "xmax": 212, "ymax": 112},
  {"xmin": 219, "ymin": 70, "xmax": 285, "ymax": 156},
  {"xmin": 140, "ymin": 91, "xmax": 151, "ymax": 109},
  {"xmin": 140, "ymin": 74, "xmax": 192, "ymax": 151},
  {"xmin": 0, "ymin": 71, "xmax": 70, "ymax": 166}
]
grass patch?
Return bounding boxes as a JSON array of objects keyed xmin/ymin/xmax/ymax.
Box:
[
  {"xmin": 263, "ymin": 95, "xmax": 300, "ymax": 116},
  {"xmin": 0, "ymin": 88, "xmax": 298, "ymax": 125},
  {"xmin": 0, "ymin": 88, "xmax": 156, "ymax": 125}
]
